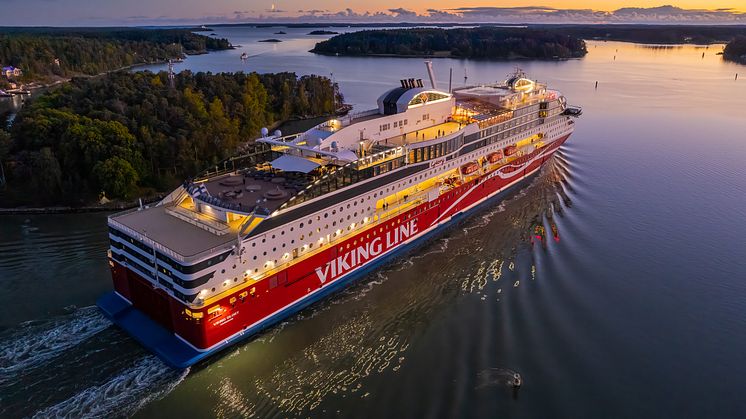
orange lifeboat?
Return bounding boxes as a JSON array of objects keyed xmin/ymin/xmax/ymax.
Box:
[
  {"xmin": 460, "ymin": 162, "xmax": 480, "ymax": 175},
  {"xmin": 486, "ymin": 151, "xmax": 503, "ymax": 163},
  {"xmin": 504, "ymin": 145, "xmax": 518, "ymax": 156}
]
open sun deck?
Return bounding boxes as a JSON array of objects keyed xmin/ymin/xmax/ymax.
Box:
[{"xmin": 110, "ymin": 205, "xmax": 237, "ymax": 259}]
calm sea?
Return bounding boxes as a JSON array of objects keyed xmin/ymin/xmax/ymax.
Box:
[{"xmin": 1, "ymin": 27, "xmax": 746, "ymax": 418}]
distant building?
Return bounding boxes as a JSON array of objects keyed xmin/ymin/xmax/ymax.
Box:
[{"xmin": 1, "ymin": 66, "xmax": 23, "ymax": 78}]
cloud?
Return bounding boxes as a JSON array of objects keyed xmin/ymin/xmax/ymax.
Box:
[
  {"xmin": 444, "ymin": 5, "xmax": 746, "ymax": 23},
  {"xmin": 387, "ymin": 8, "xmax": 417, "ymax": 18},
  {"xmin": 18, "ymin": 4, "xmax": 744, "ymax": 26}
]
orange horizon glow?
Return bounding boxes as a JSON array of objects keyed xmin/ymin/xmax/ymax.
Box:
[{"xmin": 307, "ymin": 1, "xmax": 745, "ymax": 14}]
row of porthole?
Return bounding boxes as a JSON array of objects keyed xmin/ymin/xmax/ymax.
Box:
[
  {"xmin": 214, "ymin": 138, "xmax": 517, "ymax": 286},
  {"xmin": 179, "ymin": 139, "xmax": 526, "ymax": 293},
  {"xmin": 247, "ymin": 205, "xmax": 428, "ymax": 279},
  {"xmin": 237, "ymin": 134, "xmax": 523, "ymax": 278}
]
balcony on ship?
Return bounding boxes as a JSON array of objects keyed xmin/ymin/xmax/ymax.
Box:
[{"xmin": 376, "ymin": 120, "xmax": 463, "ymax": 148}]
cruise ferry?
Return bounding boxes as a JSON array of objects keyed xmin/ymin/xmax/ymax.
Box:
[{"xmin": 98, "ymin": 66, "xmax": 580, "ymax": 368}]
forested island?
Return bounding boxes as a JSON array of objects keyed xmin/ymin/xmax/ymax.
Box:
[
  {"xmin": 309, "ymin": 30, "xmax": 339, "ymax": 35},
  {"xmin": 0, "ymin": 71, "xmax": 342, "ymax": 206},
  {"xmin": 311, "ymin": 27, "xmax": 587, "ymax": 59},
  {"xmin": 0, "ymin": 28, "xmax": 231, "ymax": 85},
  {"xmin": 724, "ymin": 36, "xmax": 746, "ymax": 64}
]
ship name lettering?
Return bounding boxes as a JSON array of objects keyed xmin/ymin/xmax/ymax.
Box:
[{"xmin": 314, "ymin": 219, "xmax": 418, "ymax": 284}]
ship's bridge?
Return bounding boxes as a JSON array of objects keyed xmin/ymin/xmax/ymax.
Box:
[{"xmin": 377, "ymin": 85, "xmax": 452, "ymax": 115}]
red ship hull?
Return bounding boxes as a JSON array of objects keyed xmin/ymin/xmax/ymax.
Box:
[{"xmin": 99, "ymin": 135, "xmax": 569, "ymax": 368}]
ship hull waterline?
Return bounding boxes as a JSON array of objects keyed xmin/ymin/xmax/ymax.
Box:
[{"xmin": 98, "ymin": 135, "xmax": 569, "ymax": 369}]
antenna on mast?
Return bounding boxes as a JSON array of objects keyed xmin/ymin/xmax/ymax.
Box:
[
  {"xmin": 424, "ymin": 60, "xmax": 437, "ymax": 89},
  {"xmin": 464, "ymin": 68, "xmax": 468, "ymax": 86},
  {"xmin": 448, "ymin": 68, "xmax": 453, "ymax": 93}
]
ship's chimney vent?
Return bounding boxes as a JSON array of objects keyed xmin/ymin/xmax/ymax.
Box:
[
  {"xmin": 409, "ymin": 78, "xmax": 415, "ymax": 89},
  {"xmin": 400, "ymin": 79, "xmax": 406, "ymax": 88}
]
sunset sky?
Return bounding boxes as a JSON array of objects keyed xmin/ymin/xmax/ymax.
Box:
[{"xmin": 0, "ymin": 1, "xmax": 744, "ymax": 26}]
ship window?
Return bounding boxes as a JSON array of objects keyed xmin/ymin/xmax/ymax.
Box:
[
  {"xmin": 253, "ymin": 256, "xmax": 257, "ymax": 260},
  {"xmin": 300, "ymin": 223, "xmax": 304, "ymax": 228},
  {"xmin": 263, "ymin": 251, "xmax": 267, "ymax": 255},
  {"xmin": 221, "ymin": 269, "xmax": 225, "ymax": 274}
]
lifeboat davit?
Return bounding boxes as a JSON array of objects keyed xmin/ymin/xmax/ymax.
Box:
[
  {"xmin": 460, "ymin": 162, "xmax": 480, "ymax": 175},
  {"xmin": 486, "ymin": 151, "xmax": 503, "ymax": 163},
  {"xmin": 504, "ymin": 145, "xmax": 518, "ymax": 156}
]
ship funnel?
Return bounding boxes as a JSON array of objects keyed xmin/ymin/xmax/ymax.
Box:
[
  {"xmin": 400, "ymin": 79, "xmax": 407, "ymax": 88},
  {"xmin": 425, "ymin": 60, "xmax": 437, "ymax": 89}
]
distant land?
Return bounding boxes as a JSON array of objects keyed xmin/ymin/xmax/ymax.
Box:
[
  {"xmin": 311, "ymin": 27, "xmax": 588, "ymax": 60},
  {"xmin": 724, "ymin": 36, "xmax": 746, "ymax": 64},
  {"xmin": 223, "ymin": 22, "xmax": 746, "ymax": 43},
  {"xmin": 310, "ymin": 25, "xmax": 746, "ymax": 61},
  {"xmin": 308, "ymin": 30, "xmax": 339, "ymax": 35},
  {"xmin": 258, "ymin": 39, "xmax": 282, "ymax": 43},
  {"xmin": 0, "ymin": 28, "xmax": 231, "ymax": 87},
  {"xmin": 537, "ymin": 24, "xmax": 746, "ymax": 45}
]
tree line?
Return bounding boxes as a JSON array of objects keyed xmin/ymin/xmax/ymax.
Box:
[
  {"xmin": 0, "ymin": 28, "xmax": 231, "ymax": 83},
  {"xmin": 550, "ymin": 25, "xmax": 746, "ymax": 45},
  {"xmin": 724, "ymin": 36, "xmax": 746, "ymax": 64},
  {"xmin": 311, "ymin": 27, "xmax": 588, "ymax": 59},
  {"xmin": 0, "ymin": 70, "xmax": 342, "ymax": 205}
]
